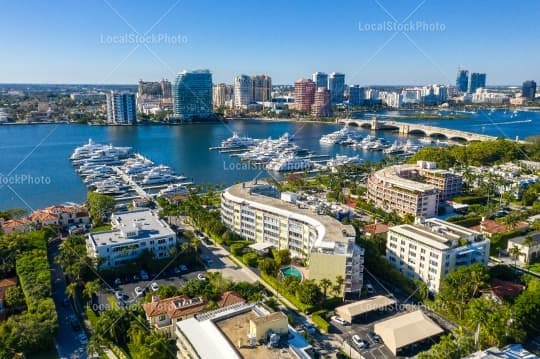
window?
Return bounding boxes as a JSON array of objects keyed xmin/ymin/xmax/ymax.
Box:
[{"xmin": 158, "ymin": 315, "xmax": 166, "ymax": 321}]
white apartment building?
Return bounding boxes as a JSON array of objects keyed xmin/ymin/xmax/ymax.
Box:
[
  {"xmin": 221, "ymin": 182, "xmax": 364, "ymax": 298},
  {"xmin": 366, "ymin": 161, "xmax": 462, "ymax": 218},
  {"xmin": 386, "ymin": 218, "xmax": 489, "ymax": 292},
  {"xmin": 86, "ymin": 209, "xmax": 177, "ymax": 269}
]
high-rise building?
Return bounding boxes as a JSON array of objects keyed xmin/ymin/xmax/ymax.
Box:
[
  {"xmin": 456, "ymin": 69, "xmax": 469, "ymax": 93},
  {"xmin": 311, "ymin": 87, "xmax": 332, "ymax": 117},
  {"xmin": 251, "ymin": 75, "xmax": 272, "ymax": 102},
  {"xmin": 469, "ymin": 73, "xmax": 486, "ymax": 93},
  {"xmin": 312, "ymin": 72, "xmax": 328, "ymax": 89},
  {"xmin": 348, "ymin": 85, "xmax": 366, "ymax": 106},
  {"xmin": 106, "ymin": 91, "xmax": 136, "ymax": 125},
  {"xmin": 328, "ymin": 72, "xmax": 345, "ymax": 104},
  {"xmin": 212, "ymin": 83, "xmax": 234, "ymax": 109},
  {"xmin": 173, "ymin": 69, "xmax": 213, "ymax": 120},
  {"xmin": 522, "ymin": 80, "xmax": 537, "ymax": 100},
  {"xmin": 293, "ymin": 78, "xmax": 316, "ymax": 113},
  {"xmin": 138, "ymin": 80, "xmax": 162, "ymax": 97},
  {"xmin": 234, "ymin": 75, "xmax": 253, "ymax": 109},
  {"xmin": 160, "ymin": 78, "xmax": 172, "ymax": 99}
]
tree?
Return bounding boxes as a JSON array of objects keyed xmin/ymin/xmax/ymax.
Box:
[
  {"xmin": 319, "ymin": 278, "xmax": 332, "ymax": 299},
  {"xmin": 258, "ymin": 258, "xmax": 278, "ymax": 276},
  {"xmin": 332, "ymin": 275, "xmax": 345, "ymax": 297},
  {"xmin": 65, "ymin": 282, "xmax": 78, "ymax": 301},
  {"xmin": 4, "ymin": 286, "xmax": 25, "ymax": 309},
  {"xmin": 522, "ymin": 235, "xmax": 535, "ymax": 267},
  {"xmin": 87, "ymin": 191, "xmax": 115, "ymax": 225},
  {"xmin": 402, "ymin": 213, "xmax": 415, "ymax": 224},
  {"xmin": 296, "ymin": 280, "xmax": 323, "ymax": 306},
  {"xmin": 509, "ymin": 245, "xmax": 521, "ymax": 269},
  {"xmin": 273, "ymin": 249, "xmax": 291, "ymax": 267},
  {"xmin": 83, "ymin": 280, "xmax": 101, "ymax": 301}
]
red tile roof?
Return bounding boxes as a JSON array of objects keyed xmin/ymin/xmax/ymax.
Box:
[
  {"xmin": 488, "ymin": 279, "xmax": 525, "ymax": 299},
  {"xmin": 143, "ymin": 295, "xmax": 207, "ymax": 319},
  {"xmin": 363, "ymin": 223, "xmax": 390, "ymax": 236},
  {"xmin": 0, "ymin": 277, "xmax": 18, "ymax": 301},
  {"xmin": 471, "ymin": 219, "xmax": 529, "ymax": 235},
  {"xmin": 218, "ymin": 291, "xmax": 245, "ymax": 308}
]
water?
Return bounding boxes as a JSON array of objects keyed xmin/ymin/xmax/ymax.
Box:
[
  {"xmin": 1, "ymin": 110, "xmax": 539, "ymax": 211},
  {"xmin": 280, "ymin": 266, "xmax": 303, "ymax": 280}
]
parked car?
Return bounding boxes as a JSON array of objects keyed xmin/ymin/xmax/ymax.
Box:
[
  {"xmin": 197, "ymin": 273, "xmax": 206, "ymax": 281},
  {"xmin": 134, "ymin": 287, "xmax": 144, "ymax": 297},
  {"xmin": 172, "ymin": 266, "xmax": 181, "ymax": 274},
  {"xmin": 115, "ymin": 291, "xmax": 124, "ymax": 300},
  {"xmin": 114, "ymin": 278, "xmax": 122, "ymax": 285},
  {"xmin": 369, "ymin": 331, "xmax": 382, "ymax": 343},
  {"xmin": 365, "ymin": 283, "xmax": 374, "ymax": 294},
  {"xmin": 140, "ymin": 270, "xmax": 149, "ymax": 281},
  {"xmin": 331, "ymin": 315, "xmax": 349, "ymax": 326},
  {"xmin": 150, "ymin": 282, "xmax": 159, "ymax": 292},
  {"xmin": 352, "ymin": 335, "xmax": 368, "ymax": 349}
]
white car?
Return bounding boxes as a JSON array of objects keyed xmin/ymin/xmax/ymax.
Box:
[
  {"xmin": 114, "ymin": 291, "xmax": 123, "ymax": 300},
  {"xmin": 197, "ymin": 273, "xmax": 207, "ymax": 281},
  {"xmin": 78, "ymin": 333, "xmax": 88, "ymax": 345},
  {"xmin": 331, "ymin": 315, "xmax": 349, "ymax": 326},
  {"xmin": 150, "ymin": 282, "xmax": 159, "ymax": 292},
  {"xmin": 134, "ymin": 286, "xmax": 144, "ymax": 297},
  {"xmin": 352, "ymin": 334, "xmax": 367, "ymax": 349}
]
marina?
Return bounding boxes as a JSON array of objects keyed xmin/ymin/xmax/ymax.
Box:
[{"xmin": 70, "ymin": 139, "xmax": 193, "ymax": 206}]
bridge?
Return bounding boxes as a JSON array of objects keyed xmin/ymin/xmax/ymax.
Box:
[{"xmin": 337, "ymin": 116, "xmax": 497, "ymax": 142}]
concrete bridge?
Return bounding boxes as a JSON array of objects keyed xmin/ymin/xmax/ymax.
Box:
[{"xmin": 337, "ymin": 116, "xmax": 497, "ymax": 142}]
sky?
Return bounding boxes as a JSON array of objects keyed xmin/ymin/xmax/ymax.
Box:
[{"xmin": 1, "ymin": 0, "xmax": 539, "ymax": 86}]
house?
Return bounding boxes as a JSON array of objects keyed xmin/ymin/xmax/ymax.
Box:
[
  {"xmin": 470, "ymin": 218, "xmax": 529, "ymax": 238},
  {"xmin": 0, "ymin": 277, "xmax": 18, "ymax": 317},
  {"xmin": 0, "ymin": 218, "xmax": 34, "ymax": 234},
  {"xmin": 363, "ymin": 223, "xmax": 390, "ymax": 237},
  {"xmin": 29, "ymin": 204, "xmax": 90, "ymax": 229},
  {"xmin": 482, "ymin": 279, "xmax": 525, "ymax": 303},
  {"xmin": 217, "ymin": 291, "xmax": 246, "ymax": 308},
  {"xmin": 507, "ymin": 233, "xmax": 540, "ymax": 264}
]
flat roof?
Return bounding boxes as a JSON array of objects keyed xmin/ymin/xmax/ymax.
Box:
[
  {"xmin": 372, "ymin": 165, "xmax": 438, "ymax": 193},
  {"xmin": 224, "ymin": 182, "xmax": 355, "ymax": 254},
  {"xmin": 248, "ymin": 242, "xmax": 275, "ymax": 251},
  {"xmin": 89, "ymin": 209, "xmax": 175, "ymax": 247},
  {"xmin": 336, "ymin": 295, "xmax": 396, "ymax": 321},
  {"xmin": 389, "ymin": 218, "xmax": 482, "ymax": 250},
  {"xmin": 374, "ymin": 310, "xmax": 444, "ymax": 355},
  {"xmin": 509, "ymin": 232, "xmax": 540, "ymax": 246}
]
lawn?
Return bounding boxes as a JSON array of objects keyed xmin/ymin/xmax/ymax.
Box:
[{"xmin": 91, "ymin": 224, "xmax": 112, "ymax": 232}]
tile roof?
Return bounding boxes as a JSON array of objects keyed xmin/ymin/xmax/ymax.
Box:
[
  {"xmin": 218, "ymin": 291, "xmax": 246, "ymax": 308},
  {"xmin": 143, "ymin": 295, "xmax": 207, "ymax": 319}
]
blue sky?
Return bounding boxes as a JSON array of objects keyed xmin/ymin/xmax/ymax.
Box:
[{"xmin": 1, "ymin": 0, "xmax": 538, "ymax": 85}]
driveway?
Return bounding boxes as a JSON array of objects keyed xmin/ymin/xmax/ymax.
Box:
[{"xmin": 49, "ymin": 240, "xmax": 88, "ymax": 359}]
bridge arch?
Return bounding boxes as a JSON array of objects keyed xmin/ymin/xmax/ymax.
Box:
[
  {"xmin": 429, "ymin": 132, "xmax": 448, "ymax": 140},
  {"xmin": 448, "ymin": 136, "xmax": 468, "ymax": 143},
  {"xmin": 408, "ymin": 129, "xmax": 428, "ymax": 136}
]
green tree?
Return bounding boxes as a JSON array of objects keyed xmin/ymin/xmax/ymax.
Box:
[
  {"xmin": 65, "ymin": 282, "xmax": 78, "ymax": 301},
  {"xmin": 509, "ymin": 245, "xmax": 521, "ymax": 269},
  {"xmin": 332, "ymin": 275, "xmax": 345, "ymax": 297},
  {"xmin": 83, "ymin": 280, "xmax": 101, "ymax": 300},
  {"xmin": 273, "ymin": 249, "xmax": 291, "ymax": 266},
  {"xmin": 319, "ymin": 278, "xmax": 332, "ymax": 299},
  {"xmin": 87, "ymin": 191, "xmax": 115, "ymax": 225},
  {"xmin": 296, "ymin": 279, "xmax": 323, "ymax": 306},
  {"xmin": 258, "ymin": 258, "xmax": 278, "ymax": 276},
  {"xmin": 4, "ymin": 286, "xmax": 25, "ymax": 308}
]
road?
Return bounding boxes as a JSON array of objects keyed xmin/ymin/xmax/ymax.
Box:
[{"xmin": 48, "ymin": 240, "xmax": 87, "ymax": 359}]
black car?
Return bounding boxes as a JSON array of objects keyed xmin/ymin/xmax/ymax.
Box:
[{"xmin": 369, "ymin": 331, "xmax": 382, "ymax": 343}]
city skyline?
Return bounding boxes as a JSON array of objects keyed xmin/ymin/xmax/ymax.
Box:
[{"xmin": 1, "ymin": 0, "xmax": 539, "ymax": 85}]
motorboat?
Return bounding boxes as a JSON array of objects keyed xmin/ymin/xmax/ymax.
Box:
[{"xmin": 266, "ymin": 155, "xmax": 313, "ymax": 172}]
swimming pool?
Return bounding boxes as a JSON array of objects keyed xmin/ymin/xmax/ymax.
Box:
[{"xmin": 280, "ymin": 266, "xmax": 303, "ymax": 280}]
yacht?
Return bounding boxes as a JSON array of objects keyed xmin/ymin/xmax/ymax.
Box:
[
  {"xmin": 220, "ymin": 132, "xmax": 258, "ymax": 148},
  {"xmin": 266, "ymin": 155, "xmax": 313, "ymax": 172},
  {"xmin": 125, "ymin": 162, "xmax": 150, "ymax": 175},
  {"xmin": 158, "ymin": 184, "xmax": 189, "ymax": 197}
]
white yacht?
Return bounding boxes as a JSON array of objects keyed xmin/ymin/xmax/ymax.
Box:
[
  {"xmin": 220, "ymin": 132, "xmax": 258, "ymax": 148},
  {"xmin": 266, "ymin": 155, "xmax": 313, "ymax": 172},
  {"xmin": 158, "ymin": 184, "xmax": 189, "ymax": 197}
]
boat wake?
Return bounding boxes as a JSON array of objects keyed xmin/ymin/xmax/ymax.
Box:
[{"xmin": 473, "ymin": 119, "xmax": 532, "ymax": 126}]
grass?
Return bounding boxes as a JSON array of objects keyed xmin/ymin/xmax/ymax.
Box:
[
  {"xmin": 91, "ymin": 224, "xmax": 112, "ymax": 232},
  {"xmin": 527, "ymin": 262, "xmax": 540, "ymax": 274}
]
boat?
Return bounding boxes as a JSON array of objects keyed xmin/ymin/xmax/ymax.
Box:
[
  {"xmin": 158, "ymin": 184, "xmax": 189, "ymax": 197},
  {"xmin": 266, "ymin": 155, "xmax": 313, "ymax": 172},
  {"xmin": 220, "ymin": 132, "xmax": 258, "ymax": 148}
]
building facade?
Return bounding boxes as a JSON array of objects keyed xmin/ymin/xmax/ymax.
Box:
[
  {"xmin": 312, "ymin": 72, "xmax": 328, "ymax": 89},
  {"xmin": 522, "ymin": 80, "xmax": 537, "ymax": 100},
  {"xmin": 234, "ymin": 75, "xmax": 253, "ymax": 109},
  {"xmin": 86, "ymin": 209, "xmax": 177, "ymax": 269},
  {"xmin": 328, "ymin": 72, "xmax": 345, "ymax": 104},
  {"xmin": 106, "ymin": 91, "xmax": 136, "ymax": 125},
  {"xmin": 386, "ymin": 218, "xmax": 489, "ymax": 292},
  {"xmin": 469, "ymin": 72, "xmax": 486, "ymax": 93},
  {"xmin": 221, "ymin": 182, "xmax": 364, "ymax": 298},
  {"xmin": 160, "ymin": 78, "xmax": 172, "ymax": 99},
  {"xmin": 173, "ymin": 70, "xmax": 213, "ymax": 120},
  {"xmin": 348, "ymin": 85, "xmax": 365, "ymax": 106},
  {"xmin": 293, "ymin": 78, "xmax": 316, "ymax": 113},
  {"xmin": 311, "ymin": 87, "xmax": 332, "ymax": 117},
  {"xmin": 366, "ymin": 161, "xmax": 462, "ymax": 218},
  {"xmin": 456, "ymin": 69, "xmax": 469, "ymax": 93},
  {"xmin": 251, "ymin": 75, "xmax": 272, "ymax": 102},
  {"xmin": 212, "ymin": 83, "xmax": 234, "ymax": 109}
]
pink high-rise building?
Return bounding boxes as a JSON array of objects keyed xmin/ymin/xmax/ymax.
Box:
[
  {"xmin": 311, "ymin": 87, "xmax": 332, "ymax": 117},
  {"xmin": 293, "ymin": 79, "xmax": 316, "ymax": 113}
]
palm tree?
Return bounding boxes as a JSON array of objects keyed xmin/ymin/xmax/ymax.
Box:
[
  {"xmin": 66, "ymin": 282, "xmax": 78, "ymax": 301},
  {"xmin": 331, "ymin": 275, "xmax": 345, "ymax": 298},
  {"xmin": 319, "ymin": 278, "xmax": 332, "ymax": 299},
  {"xmin": 509, "ymin": 245, "xmax": 521, "ymax": 269},
  {"xmin": 83, "ymin": 280, "xmax": 101, "ymax": 301},
  {"xmin": 522, "ymin": 235, "xmax": 535, "ymax": 268}
]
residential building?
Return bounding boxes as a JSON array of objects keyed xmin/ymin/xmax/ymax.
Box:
[
  {"xmin": 29, "ymin": 204, "xmax": 89, "ymax": 229},
  {"xmin": 464, "ymin": 344, "xmax": 539, "ymax": 359},
  {"xmin": 106, "ymin": 91, "xmax": 136, "ymax": 124},
  {"xmin": 507, "ymin": 232, "xmax": 540, "ymax": 265},
  {"xmin": 251, "ymin": 75, "xmax": 272, "ymax": 102},
  {"xmin": 160, "ymin": 78, "xmax": 172, "ymax": 99},
  {"xmin": 328, "ymin": 72, "xmax": 345, "ymax": 104},
  {"xmin": 234, "ymin": 75, "xmax": 253, "ymax": 109},
  {"xmin": 173, "ymin": 70, "xmax": 213, "ymax": 120},
  {"xmin": 86, "ymin": 209, "xmax": 177, "ymax": 269},
  {"xmin": 221, "ymin": 182, "xmax": 364, "ymax": 298},
  {"xmin": 0, "ymin": 218, "xmax": 34, "ymax": 234},
  {"xmin": 213, "ymin": 83, "xmax": 234, "ymax": 109},
  {"xmin": 293, "ymin": 78, "xmax": 316, "ymax": 113},
  {"xmin": 456, "ymin": 69, "xmax": 469, "ymax": 93},
  {"xmin": 176, "ymin": 303, "xmax": 310, "ymax": 359},
  {"xmin": 522, "ymin": 80, "xmax": 537, "ymax": 100},
  {"xmin": 312, "ymin": 72, "xmax": 328, "ymax": 89},
  {"xmin": 366, "ymin": 161, "xmax": 462, "ymax": 218},
  {"xmin": 70, "ymin": 92, "xmax": 106, "ymax": 102},
  {"xmin": 348, "ymin": 85, "xmax": 365, "ymax": 106},
  {"xmin": 469, "ymin": 72, "xmax": 487, "ymax": 93},
  {"xmin": 471, "ymin": 88, "xmax": 508, "ymax": 104},
  {"xmin": 386, "ymin": 218, "xmax": 489, "ymax": 292},
  {"xmin": 471, "ymin": 218, "xmax": 529, "ymax": 239},
  {"xmin": 311, "ymin": 87, "xmax": 332, "ymax": 117},
  {"xmin": 0, "ymin": 277, "xmax": 18, "ymax": 312},
  {"xmin": 138, "ymin": 80, "xmax": 163, "ymax": 98}
]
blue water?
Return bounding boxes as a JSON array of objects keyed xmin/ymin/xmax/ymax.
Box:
[
  {"xmin": 1, "ymin": 110, "xmax": 539, "ymax": 211},
  {"xmin": 280, "ymin": 266, "xmax": 303, "ymax": 280}
]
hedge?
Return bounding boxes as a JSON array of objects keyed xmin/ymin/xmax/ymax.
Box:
[
  {"xmin": 452, "ymin": 195, "xmax": 487, "ymax": 205},
  {"xmin": 260, "ymin": 272, "xmax": 314, "ymax": 313},
  {"xmin": 311, "ymin": 310, "xmax": 330, "ymax": 333},
  {"xmin": 447, "ymin": 216, "xmax": 482, "ymax": 227}
]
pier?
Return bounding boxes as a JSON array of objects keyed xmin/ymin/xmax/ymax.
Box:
[{"xmin": 337, "ymin": 116, "xmax": 497, "ymax": 142}]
